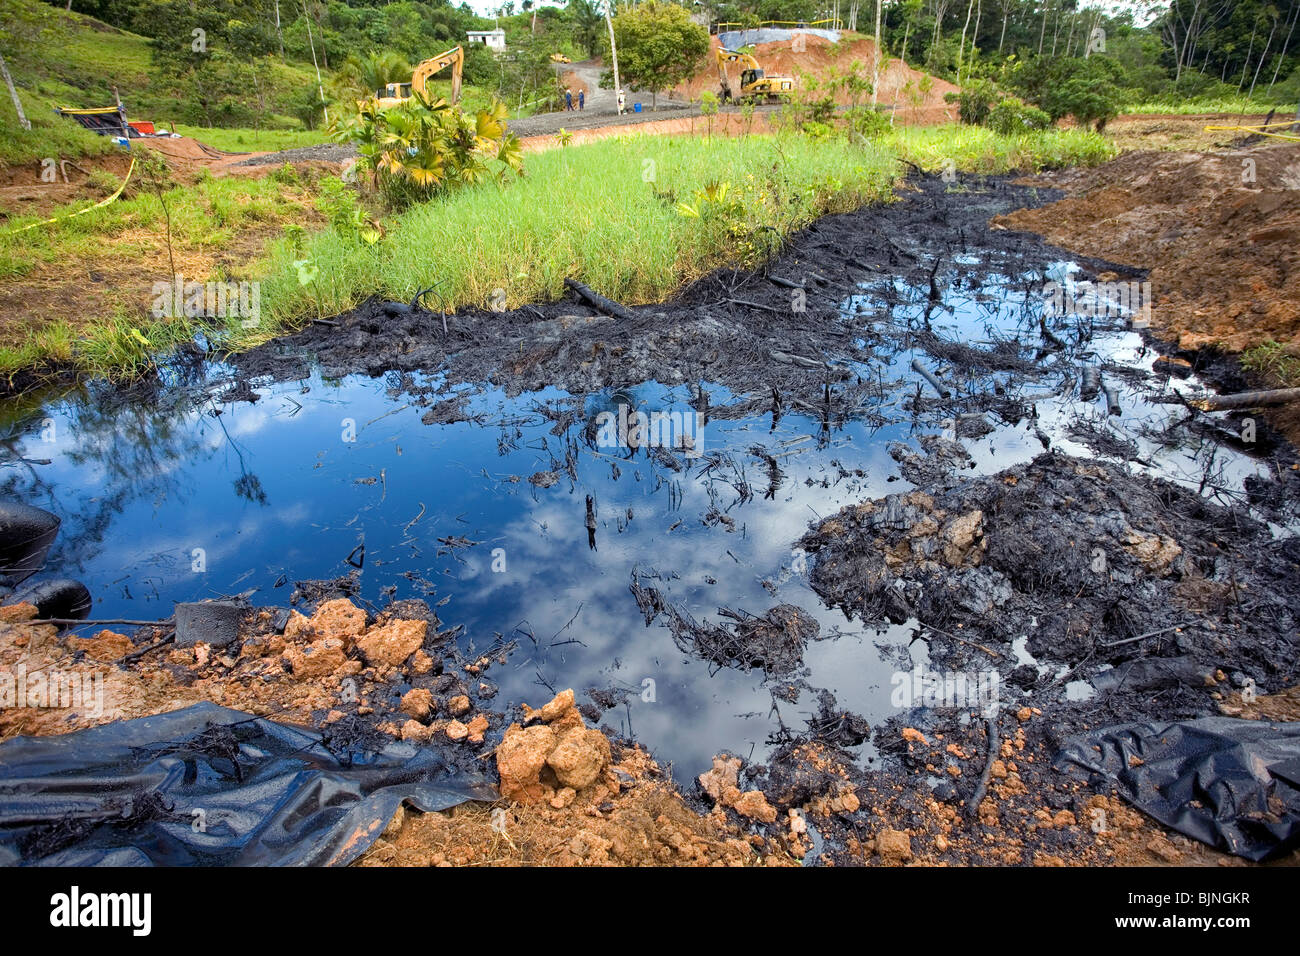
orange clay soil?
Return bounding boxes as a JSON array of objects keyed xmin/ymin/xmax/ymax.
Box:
[
  {"xmin": 994, "ymin": 142, "xmax": 1300, "ymax": 357},
  {"xmin": 994, "ymin": 141, "xmax": 1300, "ymax": 439},
  {"xmin": 3, "ymin": 599, "xmax": 1295, "ymax": 867},
  {"xmin": 672, "ymin": 34, "xmax": 959, "ymax": 125}
]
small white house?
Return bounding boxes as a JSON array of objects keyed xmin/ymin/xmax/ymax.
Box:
[{"xmin": 466, "ymin": 29, "xmax": 506, "ymax": 51}]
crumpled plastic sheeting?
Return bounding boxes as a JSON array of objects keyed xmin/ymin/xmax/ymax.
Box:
[
  {"xmin": 0, "ymin": 702, "xmax": 496, "ymax": 866},
  {"xmin": 1055, "ymin": 717, "xmax": 1300, "ymax": 862}
]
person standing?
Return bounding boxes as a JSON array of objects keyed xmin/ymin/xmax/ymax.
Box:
[
  {"xmin": 578, "ymin": 89, "xmax": 585, "ymax": 110},
  {"xmin": 565, "ymin": 88, "xmax": 573, "ymax": 111}
]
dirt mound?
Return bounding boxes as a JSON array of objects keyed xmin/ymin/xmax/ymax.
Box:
[
  {"xmin": 672, "ymin": 35, "xmax": 958, "ymax": 124},
  {"xmin": 996, "ymin": 143, "xmax": 1300, "ymax": 355},
  {"xmin": 798, "ymin": 451, "xmax": 1300, "ymax": 717},
  {"xmin": 136, "ymin": 135, "xmax": 238, "ymax": 167}
]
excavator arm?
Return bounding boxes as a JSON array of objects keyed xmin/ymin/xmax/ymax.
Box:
[
  {"xmin": 378, "ymin": 45, "xmax": 464, "ymax": 108},
  {"xmin": 412, "ymin": 45, "xmax": 464, "ymax": 105},
  {"xmin": 715, "ymin": 46, "xmax": 793, "ymax": 102}
]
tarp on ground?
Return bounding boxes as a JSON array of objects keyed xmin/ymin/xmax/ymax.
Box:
[
  {"xmin": 0, "ymin": 702, "xmax": 495, "ymax": 866},
  {"xmin": 717, "ymin": 29, "xmax": 842, "ymax": 48},
  {"xmin": 1055, "ymin": 716, "xmax": 1300, "ymax": 862},
  {"xmin": 54, "ymin": 106, "xmax": 131, "ymax": 137}
]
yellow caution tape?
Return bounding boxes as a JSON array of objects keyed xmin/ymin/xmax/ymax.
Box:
[{"xmin": 4, "ymin": 156, "xmax": 136, "ymax": 235}]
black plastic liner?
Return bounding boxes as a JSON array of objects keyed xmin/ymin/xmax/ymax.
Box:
[
  {"xmin": 0, "ymin": 501, "xmax": 60, "ymax": 588},
  {"xmin": 0, "ymin": 702, "xmax": 495, "ymax": 866},
  {"xmin": 1055, "ymin": 717, "xmax": 1300, "ymax": 862}
]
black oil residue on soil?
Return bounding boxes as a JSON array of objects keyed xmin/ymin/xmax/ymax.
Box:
[{"xmin": 5, "ymin": 174, "xmax": 1299, "ymax": 864}]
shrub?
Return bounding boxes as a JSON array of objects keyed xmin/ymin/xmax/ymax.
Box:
[
  {"xmin": 986, "ymin": 97, "xmax": 1051, "ymax": 135},
  {"xmin": 945, "ymin": 77, "xmax": 999, "ymax": 125},
  {"xmin": 331, "ymin": 93, "xmax": 524, "ymax": 208}
]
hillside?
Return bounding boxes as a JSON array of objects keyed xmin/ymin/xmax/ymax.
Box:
[
  {"xmin": 0, "ymin": 7, "xmax": 325, "ymax": 166},
  {"xmin": 673, "ymin": 34, "xmax": 960, "ymax": 124}
]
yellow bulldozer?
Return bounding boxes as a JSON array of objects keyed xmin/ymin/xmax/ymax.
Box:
[
  {"xmin": 715, "ymin": 46, "xmax": 795, "ymax": 103},
  {"xmin": 377, "ymin": 45, "xmax": 464, "ymax": 108}
]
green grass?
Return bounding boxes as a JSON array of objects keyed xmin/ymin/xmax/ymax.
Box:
[
  {"xmin": 1123, "ymin": 97, "xmax": 1281, "ymax": 116},
  {"xmin": 247, "ymin": 132, "xmax": 900, "ymax": 337},
  {"xmin": 1241, "ymin": 340, "xmax": 1300, "ymax": 389},
  {"xmin": 884, "ymin": 125, "xmax": 1117, "ymax": 174},
  {"xmin": 0, "ymin": 171, "xmax": 316, "ymax": 282}
]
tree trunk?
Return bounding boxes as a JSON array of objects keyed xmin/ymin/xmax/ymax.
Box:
[
  {"xmin": 0, "ymin": 52, "xmax": 29, "ymax": 131},
  {"xmin": 274, "ymin": 0, "xmax": 285, "ymax": 60},
  {"xmin": 301, "ymin": 0, "xmax": 328, "ymax": 124},
  {"xmin": 1269, "ymin": 3, "xmax": 1298, "ymax": 90},
  {"xmin": 957, "ymin": 0, "xmax": 974, "ymax": 80},
  {"xmin": 1239, "ymin": 17, "xmax": 1259, "ymax": 92},
  {"xmin": 1250, "ymin": 16, "xmax": 1278, "ymax": 100},
  {"xmin": 605, "ymin": 2, "xmax": 621, "ymax": 114},
  {"xmin": 872, "ymin": 0, "xmax": 882, "ymax": 106},
  {"xmin": 998, "ymin": 2, "xmax": 1007, "ymax": 52}
]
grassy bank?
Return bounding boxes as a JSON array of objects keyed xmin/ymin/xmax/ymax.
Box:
[
  {"xmin": 0, "ymin": 169, "xmax": 319, "ymax": 283},
  {"xmin": 248, "ymin": 132, "xmax": 898, "ymax": 336},
  {"xmin": 246, "ymin": 126, "xmax": 1114, "ymax": 342},
  {"xmin": 0, "ymin": 125, "xmax": 1113, "ymax": 386},
  {"xmin": 1123, "ymin": 97, "xmax": 1282, "ymax": 116}
]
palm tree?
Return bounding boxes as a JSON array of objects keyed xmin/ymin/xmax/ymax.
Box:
[{"xmin": 334, "ymin": 51, "xmax": 412, "ymax": 99}]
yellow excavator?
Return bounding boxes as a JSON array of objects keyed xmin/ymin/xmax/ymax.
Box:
[
  {"xmin": 377, "ymin": 45, "xmax": 464, "ymax": 108},
  {"xmin": 715, "ymin": 46, "xmax": 795, "ymax": 103}
]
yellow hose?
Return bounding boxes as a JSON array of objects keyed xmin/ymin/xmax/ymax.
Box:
[
  {"xmin": 1203, "ymin": 119, "xmax": 1300, "ymax": 141},
  {"xmin": 4, "ymin": 156, "xmax": 137, "ymax": 235}
]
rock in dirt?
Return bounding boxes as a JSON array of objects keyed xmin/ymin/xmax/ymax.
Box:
[
  {"xmin": 466, "ymin": 714, "xmax": 489, "ymax": 744},
  {"xmin": 497, "ymin": 724, "xmax": 557, "ymax": 803},
  {"xmin": 175, "ymin": 600, "xmax": 243, "ymax": 648},
  {"xmin": 548, "ymin": 726, "xmax": 612, "ymax": 790},
  {"xmin": 401, "ymin": 688, "xmax": 434, "ymax": 720},
  {"xmin": 495, "ymin": 689, "xmax": 612, "ymax": 803},
  {"xmin": 67, "ymin": 629, "xmax": 133, "ymax": 662},
  {"xmin": 732, "ymin": 790, "xmax": 778, "ymax": 823},
  {"xmin": 356, "ymin": 619, "xmax": 426, "ymax": 668},
  {"xmin": 698, "ymin": 755, "xmax": 742, "ymax": 803},
  {"xmin": 877, "ymin": 828, "xmax": 913, "ymax": 864},
  {"xmin": 285, "ymin": 598, "xmax": 367, "ymax": 643},
  {"xmin": 282, "ymin": 637, "xmax": 348, "ymax": 679}
]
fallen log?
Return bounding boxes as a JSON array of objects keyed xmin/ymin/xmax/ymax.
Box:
[
  {"xmin": 1102, "ymin": 381, "xmax": 1122, "ymax": 416},
  {"xmin": 1080, "ymin": 364, "xmax": 1101, "ymax": 402},
  {"xmin": 767, "ymin": 275, "xmax": 803, "ymax": 290},
  {"xmin": 911, "ymin": 358, "xmax": 952, "ymax": 398},
  {"xmin": 1185, "ymin": 387, "xmax": 1300, "ymax": 411},
  {"xmin": 770, "ymin": 350, "xmax": 827, "ymax": 369},
  {"xmin": 563, "ymin": 278, "xmax": 635, "ymax": 321},
  {"xmin": 727, "ymin": 297, "xmax": 781, "ymax": 314},
  {"xmin": 1038, "ymin": 315, "xmax": 1066, "ymax": 350},
  {"xmin": 966, "ymin": 715, "xmax": 1000, "ymax": 821}
]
